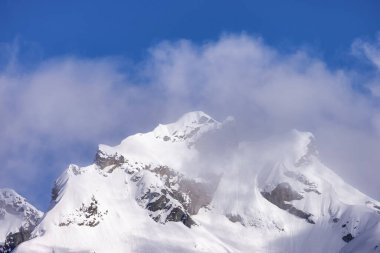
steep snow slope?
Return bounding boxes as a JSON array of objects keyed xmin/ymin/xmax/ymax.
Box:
[
  {"xmin": 98, "ymin": 111, "xmax": 223, "ymax": 170},
  {"xmin": 0, "ymin": 189, "xmax": 43, "ymax": 253},
  {"xmin": 14, "ymin": 111, "xmax": 380, "ymax": 253}
]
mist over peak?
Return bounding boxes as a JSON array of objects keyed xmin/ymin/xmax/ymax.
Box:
[{"xmin": 0, "ymin": 33, "xmax": 380, "ymax": 212}]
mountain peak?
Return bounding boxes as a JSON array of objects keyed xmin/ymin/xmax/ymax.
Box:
[
  {"xmin": 97, "ymin": 111, "xmax": 224, "ymax": 171},
  {"xmin": 152, "ymin": 111, "xmax": 220, "ymax": 143},
  {"xmin": 173, "ymin": 111, "xmax": 218, "ymax": 126}
]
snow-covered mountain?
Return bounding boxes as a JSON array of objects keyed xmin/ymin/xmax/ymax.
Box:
[
  {"xmin": 11, "ymin": 111, "xmax": 380, "ymax": 253},
  {"xmin": 0, "ymin": 189, "xmax": 43, "ymax": 253}
]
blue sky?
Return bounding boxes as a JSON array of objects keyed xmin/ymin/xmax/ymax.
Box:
[
  {"xmin": 1, "ymin": 0, "xmax": 380, "ymax": 67},
  {"xmin": 1, "ymin": 1, "xmax": 380, "ymax": 210}
]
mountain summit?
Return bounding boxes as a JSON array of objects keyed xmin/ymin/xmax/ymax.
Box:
[{"xmin": 9, "ymin": 111, "xmax": 380, "ymax": 253}]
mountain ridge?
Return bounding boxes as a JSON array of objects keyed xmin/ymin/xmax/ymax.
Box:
[{"xmin": 2, "ymin": 111, "xmax": 379, "ymax": 253}]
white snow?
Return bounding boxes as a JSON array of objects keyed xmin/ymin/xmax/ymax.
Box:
[
  {"xmin": 99, "ymin": 111, "xmax": 222, "ymax": 172},
  {"xmin": 0, "ymin": 188, "xmax": 43, "ymax": 244},
  {"xmin": 12, "ymin": 111, "xmax": 380, "ymax": 253}
]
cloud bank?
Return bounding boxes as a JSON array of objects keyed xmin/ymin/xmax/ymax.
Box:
[{"xmin": 1, "ymin": 34, "xmax": 380, "ymax": 208}]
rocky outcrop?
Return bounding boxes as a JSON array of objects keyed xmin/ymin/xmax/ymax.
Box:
[
  {"xmin": 95, "ymin": 150, "xmax": 125, "ymax": 170},
  {"xmin": 0, "ymin": 228, "xmax": 30, "ymax": 253},
  {"xmin": 261, "ymin": 183, "xmax": 315, "ymax": 224},
  {"xmin": 59, "ymin": 196, "xmax": 108, "ymax": 227},
  {"xmin": 342, "ymin": 233, "xmax": 354, "ymax": 243},
  {"xmin": 134, "ymin": 166, "xmax": 219, "ymax": 228},
  {"xmin": 94, "ymin": 144, "xmax": 221, "ymax": 229}
]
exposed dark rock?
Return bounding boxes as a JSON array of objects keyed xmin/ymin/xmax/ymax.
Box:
[
  {"xmin": 50, "ymin": 173, "xmax": 70, "ymax": 204},
  {"xmin": 95, "ymin": 149, "xmax": 220, "ymax": 229},
  {"xmin": 95, "ymin": 150, "xmax": 125, "ymax": 169},
  {"xmin": 151, "ymin": 166, "xmax": 179, "ymax": 187},
  {"xmin": 136, "ymin": 166, "xmax": 220, "ymax": 228},
  {"xmin": 288, "ymin": 206, "xmax": 315, "ymax": 224},
  {"xmin": 0, "ymin": 227, "xmax": 31, "ymax": 253},
  {"xmin": 51, "ymin": 184, "xmax": 60, "ymax": 203},
  {"xmin": 333, "ymin": 218, "xmax": 339, "ymax": 223},
  {"xmin": 262, "ymin": 182, "xmax": 303, "ymax": 204},
  {"xmin": 261, "ymin": 183, "xmax": 314, "ymax": 224},
  {"xmin": 226, "ymin": 214, "xmax": 244, "ymax": 224},
  {"xmin": 342, "ymin": 233, "xmax": 354, "ymax": 243},
  {"xmin": 166, "ymin": 207, "xmax": 195, "ymax": 228},
  {"xmin": 374, "ymin": 205, "xmax": 380, "ymax": 211},
  {"xmin": 146, "ymin": 195, "xmax": 170, "ymax": 212},
  {"xmin": 59, "ymin": 196, "xmax": 107, "ymax": 227},
  {"xmin": 150, "ymin": 166, "xmax": 220, "ymax": 215}
]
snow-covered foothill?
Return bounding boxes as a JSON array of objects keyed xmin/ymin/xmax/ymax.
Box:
[{"xmin": 0, "ymin": 189, "xmax": 43, "ymax": 253}]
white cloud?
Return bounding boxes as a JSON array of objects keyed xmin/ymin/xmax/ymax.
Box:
[
  {"xmin": 1, "ymin": 34, "xmax": 380, "ymax": 207},
  {"xmin": 144, "ymin": 35, "xmax": 380, "ymax": 201},
  {"xmin": 0, "ymin": 57, "xmax": 161, "ymax": 202},
  {"xmin": 352, "ymin": 33, "xmax": 380, "ymax": 70}
]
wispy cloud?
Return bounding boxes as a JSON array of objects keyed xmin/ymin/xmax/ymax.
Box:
[
  {"xmin": 352, "ymin": 33, "xmax": 380, "ymax": 70},
  {"xmin": 1, "ymin": 34, "xmax": 380, "ymax": 208}
]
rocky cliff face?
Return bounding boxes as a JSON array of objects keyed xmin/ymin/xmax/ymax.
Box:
[{"xmin": 117, "ymin": 162, "xmax": 219, "ymax": 228}]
